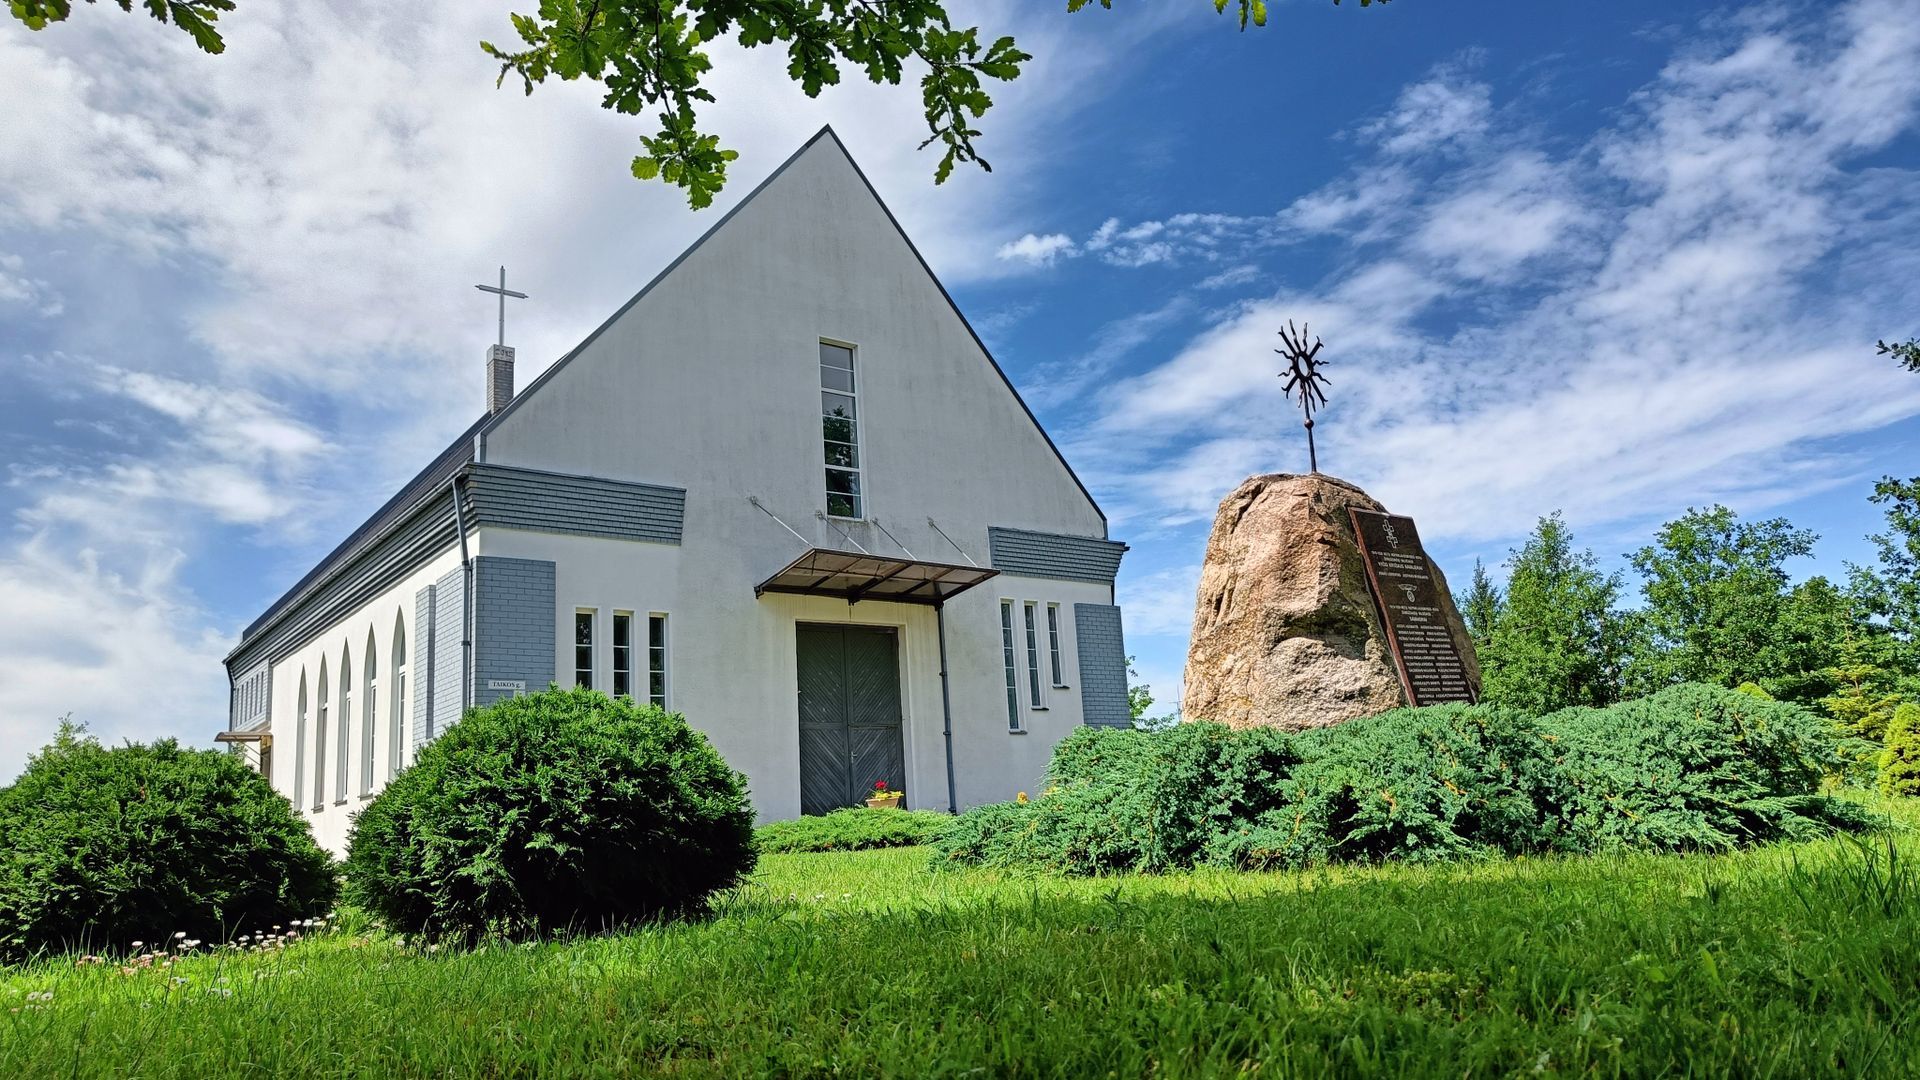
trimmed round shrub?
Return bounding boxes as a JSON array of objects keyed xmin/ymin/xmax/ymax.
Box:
[
  {"xmin": 754, "ymin": 808, "xmax": 953, "ymax": 854},
  {"xmin": 0, "ymin": 725, "xmax": 336, "ymax": 962},
  {"xmin": 344, "ymin": 688, "xmax": 756, "ymax": 944}
]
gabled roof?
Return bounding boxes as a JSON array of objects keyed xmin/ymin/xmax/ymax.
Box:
[
  {"xmin": 228, "ymin": 126, "xmax": 1108, "ymax": 670},
  {"xmin": 475, "ymin": 125, "xmax": 1106, "ymax": 527}
]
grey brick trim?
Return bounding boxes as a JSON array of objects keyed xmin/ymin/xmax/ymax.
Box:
[
  {"xmin": 228, "ymin": 663, "xmax": 271, "ymax": 732},
  {"xmin": 989, "ymin": 527, "xmax": 1128, "ymax": 585},
  {"xmin": 413, "ymin": 585, "xmax": 436, "ymax": 751},
  {"xmin": 1074, "ymin": 603, "xmax": 1130, "ymax": 727},
  {"xmin": 430, "ymin": 567, "xmax": 466, "ymax": 743},
  {"xmin": 473, "ymin": 557, "xmax": 556, "ymax": 709},
  {"xmin": 467, "ymin": 463, "xmax": 685, "ymax": 544}
]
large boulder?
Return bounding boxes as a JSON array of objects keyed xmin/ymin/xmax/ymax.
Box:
[{"xmin": 1181, "ymin": 473, "xmax": 1480, "ymax": 730}]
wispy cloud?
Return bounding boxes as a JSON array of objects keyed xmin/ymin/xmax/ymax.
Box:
[
  {"xmin": 996, "ymin": 232, "xmax": 1077, "ymax": 266},
  {"xmin": 1069, "ymin": 0, "xmax": 1920, "ymax": 543}
]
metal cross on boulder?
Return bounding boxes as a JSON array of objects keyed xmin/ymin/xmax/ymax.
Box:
[{"xmin": 1275, "ymin": 321, "xmax": 1330, "ymax": 474}]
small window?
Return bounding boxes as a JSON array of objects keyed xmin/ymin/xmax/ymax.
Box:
[
  {"xmin": 1000, "ymin": 601, "xmax": 1021, "ymax": 731},
  {"xmin": 1023, "ymin": 602, "xmax": 1045, "ymax": 708},
  {"xmin": 648, "ymin": 614, "xmax": 669, "ymax": 708},
  {"xmin": 574, "ymin": 610, "xmax": 595, "ymax": 690},
  {"xmin": 820, "ymin": 342, "xmax": 863, "ymax": 519},
  {"xmin": 612, "ymin": 612, "xmax": 634, "ymax": 699},
  {"xmin": 361, "ymin": 633, "xmax": 377, "ymax": 795},
  {"xmin": 1047, "ymin": 604, "xmax": 1067, "ymax": 687}
]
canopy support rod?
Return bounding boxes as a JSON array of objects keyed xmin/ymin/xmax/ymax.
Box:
[
  {"xmin": 815, "ymin": 510, "xmax": 870, "ymax": 554},
  {"xmin": 748, "ymin": 496, "xmax": 812, "ymax": 548},
  {"xmin": 871, "ymin": 517, "xmax": 916, "ymax": 560},
  {"xmin": 926, "ymin": 517, "xmax": 978, "ymax": 567}
]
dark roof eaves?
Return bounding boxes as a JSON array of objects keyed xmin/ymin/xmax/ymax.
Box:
[{"xmin": 224, "ymin": 413, "xmax": 486, "ymax": 667}]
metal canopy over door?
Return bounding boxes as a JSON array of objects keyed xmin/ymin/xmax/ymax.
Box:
[{"xmin": 796, "ymin": 624, "xmax": 905, "ymax": 814}]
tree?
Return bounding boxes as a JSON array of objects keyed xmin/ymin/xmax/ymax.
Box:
[
  {"xmin": 1850, "ymin": 475, "xmax": 1920, "ymax": 680},
  {"xmin": 1479, "ymin": 513, "xmax": 1635, "ymax": 713},
  {"xmin": 8, "ymin": 1, "xmax": 1383, "ymax": 208},
  {"xmin": 1455, "ymin": 558, "xmax": 1504, "ymax": 649},
  {"xmin": 7, "ymin": 0, "xmax": 232, "ymax": 52},
  {"xmin": 1627, "ymin": 505, "xmax": 1818, "ymax": 691},
  {"xmin": 1766, "ymin": 575, "xmax": 1875, "ymax": 703},
  {"xmin": 1880, "ymin": 703, "xmax": 1920, "ymax": 798},
  {"xmin": 1879, "ymin": 338, "xmax": 1920, "ymax": 374}
]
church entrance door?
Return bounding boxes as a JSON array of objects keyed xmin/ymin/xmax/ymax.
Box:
[{"xmin": 796, "ymin": 624, "xmax": 905, "ymax": 815}]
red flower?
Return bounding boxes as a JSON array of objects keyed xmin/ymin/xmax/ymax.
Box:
[{"xmin": 873, "ymin": 780, "xmax": 887, "ymax": 791}]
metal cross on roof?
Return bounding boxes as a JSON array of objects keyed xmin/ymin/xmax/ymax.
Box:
[
  {"xmin": 474, "ymin": 266, "xmax": 528, "ymax": 347},
  {"xmin": 1276, "ymin": 320, "xmax": 1331, "ymax": 474}
]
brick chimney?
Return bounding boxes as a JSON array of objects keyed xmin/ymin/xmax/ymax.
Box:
[{"xmin": 486, "ymin": 344, "xmax": 515, "ymax": 414}]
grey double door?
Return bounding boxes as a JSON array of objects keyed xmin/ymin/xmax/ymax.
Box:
[{"xmin": 797, "ymin": 624, "xmax": 906, "ymax": 814}]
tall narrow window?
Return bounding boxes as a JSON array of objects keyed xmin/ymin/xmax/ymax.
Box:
[
  {"xmin": 390, "ymin": 614, "xmax": 407, "ymax": 779},
  {"xmin": 1047, "ymin": 604, "xmax": 1066, "ymax": 687},
  {"xmin": 313, "ymin": 660, "xmax": 329, "ymax": 812},
  {"xmin": 820, "ymin": 342, "xmax": 863, "ymax": 519},
  {"xmin": 574, "ymin": 610, "xmax": 595, "ymax": 690},
  {"xmin": 1000, "ymin": 601, "xmax": 1021, "ymax": 731},
  {"xmin": 336, "ymin": 645, "xmax": 352, "ymax": 803},
  {"xmin": 293, "ymin": 672, "xmax": 308, "ymax": 809},
  {"xmin": 648, "ymin": 614, "xmax": 669, "ymax": 708},
  {"xmin": 612, "ymin": 612, "xmax": 634, "ymax": 698},
  {"xmin": 361, "ymin": 632, "xmax": 377, "ymax": 795},
  {"xmin": 1023, "ymin": 602, "xmax": 1045, "ymax": 708}
]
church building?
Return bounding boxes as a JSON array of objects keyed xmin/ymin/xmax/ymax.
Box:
[{"xmin": 219, "ymin": 128, "xmax": 1131, "ymax": 853}]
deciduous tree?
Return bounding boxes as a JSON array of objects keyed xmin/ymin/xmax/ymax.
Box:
[
  {"xmin": 1480, "ymin": 513, "xmax": 1635, "ymax": 713},
  {"xmin": 1628, "ymin": 506, "xmax": 1818, "ymax": 691}
]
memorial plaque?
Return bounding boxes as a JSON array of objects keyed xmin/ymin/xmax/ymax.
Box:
[{"xmin": 1347, "ymin": 508, "xmax": 1478, "ymax": 707}]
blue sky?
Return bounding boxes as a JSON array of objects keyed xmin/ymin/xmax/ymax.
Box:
[{"xmin": 3, "ymin": 0, "xmax": 1918, "ymax": 777}]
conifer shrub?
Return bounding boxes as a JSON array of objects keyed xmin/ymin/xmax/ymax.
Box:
[
  {"xmin": 343, "ymin": 689, "xmax": 754, "ymax": 944},
  {"xmin": 1881, "ymin": 704, "xmax": 1920, "ymax": 798},
  {"xmin": 0, "ymin": 725, "xmax": 335, "ymax": 962},
  {"xmin": 754, "ymin": 808, "xmax": 953, "ymax": 853},
  {"xmin": 933, "ymin": 683, "xmax": 1873, "ymax": 875}
]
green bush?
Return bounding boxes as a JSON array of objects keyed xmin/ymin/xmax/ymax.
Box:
[
  {"xmin": 934, "ymin": 683, "xmax": 1873, "ymax": 875},
  {"xmin": 343, "ymin": 689, "xmax": 755, "ymax": 944},
  {"xmin": 755, "ymin": 808, "xmax": 954, "ymax": 853},
  {"xmin": 1882, "ymin": 704, "xmax": 1920, "ymax": 798},
  {"xmin": 0, "ymin": 725, "xmax": 336, "ymax": 962}
]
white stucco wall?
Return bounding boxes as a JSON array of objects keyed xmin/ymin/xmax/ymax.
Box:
[
  {"xmin": 266, "ymin": 543, "xmax": 462, "ymax": 854},
  {"xmin": 474, "ymin": 529, "xmax": 1115, "ymax": 819}
]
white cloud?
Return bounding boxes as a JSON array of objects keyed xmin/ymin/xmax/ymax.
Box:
[
  {"xmin": 1356, "ymin": 61, "xmax": 1492, "ymax": 156},
  {"xmin": 0, "ymin": 252, "xmax": 63, "ymax": 316},
  {"xmin": 1071, "ymin": 0, "xmax": 1920, "ymax": 543},
  {"xmin": 995, "ymin": 232, "xmax": 1077, "ymax": 266}
]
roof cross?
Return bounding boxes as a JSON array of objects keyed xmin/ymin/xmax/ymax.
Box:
[{"xmin": 474, "ymin": 266, "xmax": 528, "ymax": 347}]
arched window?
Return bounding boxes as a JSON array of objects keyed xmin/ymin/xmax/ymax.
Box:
[
  {"xmin": 390, "ymin": 612, "xmax": 408, "ymax": 779},
  {"xmin": 293, "ymin": 671, "xmax": 308, "ymax": 809},
  {"xmin": 362, "ymin": 630, "xmax": 378, "ymax": 795},
  {"xmin": 313, "ymin": 658, "xmax": 329, "ymax": 812},
  {"xmin": 336, "ymin": 643, "xmax": 353, "ymax": 803}
]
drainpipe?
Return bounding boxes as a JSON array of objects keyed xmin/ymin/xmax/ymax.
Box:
[
  {"xmin": 449, "ymin": 474, "xmax": 473, "ymax": 719},
  {"xmin": 936, "ymin": 600, "xmax": 958, "ymax": 814}
]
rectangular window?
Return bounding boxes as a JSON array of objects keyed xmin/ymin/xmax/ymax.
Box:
[
  {"xmin": 612, "ymin": 612, "xmax": 634, "ymax": 698},
  {"xmin": 391, "ymin": 666, "xmax": 407, "ymax": 780},
  {"xmin": 574, "ymin": 610, "xmax": 595, "ymax": 690},
  {"xmin": 1023, "ymin": 602, "xmax": 1045, "ymax": 708},
  {"xmin": 1047, "ymin": 603, "xmax": 1067, "ymax": 686},
  {"xmin": 1000, "ymin": 601, "xmax": 1021, "ymax": 731},
  {"xmin": 820, "ymin": 341, "xmax": 863, "ymax": 519},
  {"xmin": 648, "ymin": 614, "xmax": 669, "ymax": 708}
]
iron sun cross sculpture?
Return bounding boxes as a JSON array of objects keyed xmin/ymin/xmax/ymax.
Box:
[{"xmin": 1276, "ymin": 320, "xmax": 1330, "ymax": 474}]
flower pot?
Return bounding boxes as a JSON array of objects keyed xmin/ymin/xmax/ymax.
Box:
[{"xmin": 864, "ymin": 796, "xmax": 904, "ymax": 810}]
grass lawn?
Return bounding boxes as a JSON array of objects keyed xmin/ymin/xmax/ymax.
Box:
[{"xmin": 4, "ymin": 804, "xmax": 1917, "ymax": 1078}]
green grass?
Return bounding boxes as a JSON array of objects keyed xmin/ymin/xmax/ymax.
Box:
[{"xmin": 4, "ymin": 801, "xmax": 1918, "ymax": 1078}]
